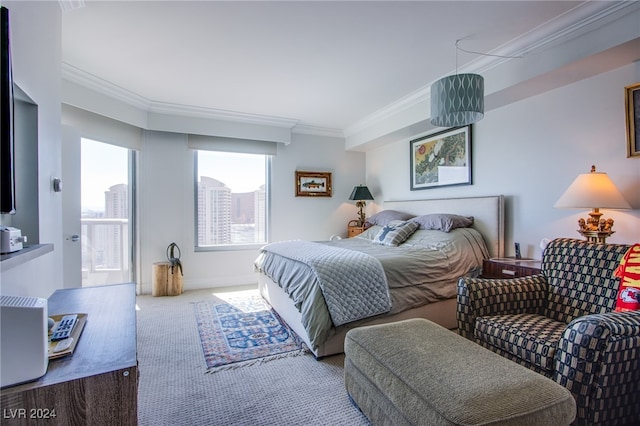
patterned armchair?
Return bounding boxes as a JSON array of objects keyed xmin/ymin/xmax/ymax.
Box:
[{"xmin": 457, "ymin": 238, "xmax": 640, "ymax": 426}]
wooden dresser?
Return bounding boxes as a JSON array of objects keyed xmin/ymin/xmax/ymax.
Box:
[{"xmin": 1, "ymin": 283, "xmax": 138, "ymax": 425}]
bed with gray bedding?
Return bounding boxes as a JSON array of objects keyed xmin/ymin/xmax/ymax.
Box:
[{"xmin": 254, "ymin": 195, "xmax": 505, "ymax": 358}]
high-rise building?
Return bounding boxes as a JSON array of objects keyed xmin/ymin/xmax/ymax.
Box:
[
  {"xmin": 103, "ymin": 183, "xmax": 128, "ymax": 269},
  {"xmin": 105, "ymin": 183, "xmax": 128, "ymax": 218},
  {"xmin": 198, "ymin": 177, "xmax": 232, "ymax": 245},
  {"xmin": 231, "ymin": 192, "xmax": 255, "ymax": 224},
  {"xmin": 255, "ymin": 184, "xmax": 266, "ymax": 242}
]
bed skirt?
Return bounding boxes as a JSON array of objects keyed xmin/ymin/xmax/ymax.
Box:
[{"xmin": 257, "ymin": 273, "xmax": 457, "ymax": 358}]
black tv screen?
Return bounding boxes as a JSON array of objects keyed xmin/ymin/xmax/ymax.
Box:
[{"xmin": 1, "ymin": 6, "xmax": 15, "ymax": 214}]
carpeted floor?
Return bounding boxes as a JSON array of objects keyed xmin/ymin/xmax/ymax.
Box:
[{"xmin": 136, "ymin": 286, "xmax": 371, "ymax": 426}]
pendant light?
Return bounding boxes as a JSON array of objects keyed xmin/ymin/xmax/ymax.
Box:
[{"xmin": 430, "ymin": 41, "xmax": 484, "ymax": 128}]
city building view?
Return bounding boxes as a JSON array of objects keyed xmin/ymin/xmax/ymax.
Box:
[
  {"xmin": 82, "ymin": 183, "xmax": 130, "ymax": 286},
  {"xmin": 197, "ymin": 177, "xmax": 266, "ymax": 246},
  {"xmin": 82, "ymin": 176, "xmax": 265, "ymax": 284}
]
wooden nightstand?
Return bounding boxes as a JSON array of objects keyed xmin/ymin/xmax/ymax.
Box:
[
  {"xmin": 482, "ymin": 257, "xmax": 542, "ymax": 279},
  {"xmin": 347, "ymin": 220, "xmax": 365, "ymax": 238}
]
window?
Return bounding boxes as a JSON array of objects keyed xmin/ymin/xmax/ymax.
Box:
[
  {"xmin": 196, "ymin": 151, "xmax": 269, "ymax": 248},
  {"xmin": 81, "ymin": 138, "xmax": 136, "ymax": 286}
]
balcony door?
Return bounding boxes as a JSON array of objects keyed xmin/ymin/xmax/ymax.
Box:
[{"xmin": 80, "ymin": 138, "xmax": 136, "ymax": 287}]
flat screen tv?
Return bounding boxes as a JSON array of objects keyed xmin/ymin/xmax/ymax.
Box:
[{"xmin": 1, "ymin": 6, "xmax": 15, "ymax": 214}]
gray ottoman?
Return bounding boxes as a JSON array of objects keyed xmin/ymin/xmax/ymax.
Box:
[{"xmin": 344, "ymin": 319, "xmax": 576, "ymax": 426}]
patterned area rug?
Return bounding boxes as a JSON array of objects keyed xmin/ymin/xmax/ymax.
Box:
[{"xmin": 194, "ymin": 293, "xmax": 307, "ymax": 372}]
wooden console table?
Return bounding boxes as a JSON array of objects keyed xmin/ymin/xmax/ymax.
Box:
[{"xmin": 0, "ymin": 283, "xmax": 138, "ymax": 425}]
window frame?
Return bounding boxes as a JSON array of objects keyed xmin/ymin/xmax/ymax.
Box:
[{"xmin": 193, "ymin": 150, "xmax": 271, "ymax": 252}]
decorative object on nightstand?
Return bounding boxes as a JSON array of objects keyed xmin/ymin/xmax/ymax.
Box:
[
  {"xmin": 347, "ymin": 220, "xmax": 365, "ymax": 238},
  {"xmin": 348, "ymin": 185, "xmax": 374, "ymax": 227},
  {"xmin": 554, "ymin": 165, "xmax": 631, "ymax": 243}
]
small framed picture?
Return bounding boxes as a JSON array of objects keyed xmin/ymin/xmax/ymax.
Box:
[
  {"xmin": 410, "ymin": 125, "xmax": 472, "ymax": 190},
  {"xmin": 625, "ymin": 82, "xmax": 640, "ymax": 158},
  {"xmin": 295, "ymin": 171, "xmax": 332, "ymax": 197}
]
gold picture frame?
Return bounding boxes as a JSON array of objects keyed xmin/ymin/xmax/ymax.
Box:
[
  {"xmin": 625, "ymin": 82, "xmax": 640, "ymax": 158},
  {"xmin": 295, "ymin": 171, "xmax": 332, "ymax": 197}
]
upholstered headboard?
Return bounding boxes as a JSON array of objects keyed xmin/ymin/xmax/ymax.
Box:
[{"xmin": 383, "ymin": 195, "xmax": 505, "ymax": 258}]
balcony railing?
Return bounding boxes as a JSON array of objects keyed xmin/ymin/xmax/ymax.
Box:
[{"xmin": 81, "ymin": 218, "xmax": 130, "ymax": 287}]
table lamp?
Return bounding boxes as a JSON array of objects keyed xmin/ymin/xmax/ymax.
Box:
[
  {"xmin": 349, "ymin": 185, "xmax": 374, "ymax": 227},
  {"xmin": 554, "ymin": 165, "xmax": 630, "ymax": 243}
]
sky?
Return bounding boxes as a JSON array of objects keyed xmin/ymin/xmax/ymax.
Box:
[
  {"xmin": 81, "ymin": 139, "xmax": 128, "ymax": 211},
  {"xmin": 198, "ymin": 151, "xmax": 265, "ymax": 193}
]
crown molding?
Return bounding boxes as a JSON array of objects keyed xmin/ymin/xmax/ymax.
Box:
[
  {"xmin": 62, "ymin": 62, "xmax": 299, "ymax": 129},
  {"xmin": 344, "ymin": 0, "xmax": 636, "ymax": 138},
  {"xmin": 291, "ymin": 124, "xmax": 344, "ymax": 139},
  {"xmin": 62, "ymin": 62, "xmax": 151, "ymax": 110},
  {"xmin": 148, "ymin": 101, "xmax": 298, "ymax": 129}
]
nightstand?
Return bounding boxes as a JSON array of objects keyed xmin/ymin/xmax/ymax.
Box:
[
  {"xmin": 347, "ymin": 220, "xmax": 365, "ymax": 238},
  {"xmin": 482, "ymin": 257, "xmax": 542, "ymax": 279}
]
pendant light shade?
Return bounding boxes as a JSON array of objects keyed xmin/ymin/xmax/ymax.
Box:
[{"xmin": 430, "ymin": 73, "xmax": 484, "ymax": 127}]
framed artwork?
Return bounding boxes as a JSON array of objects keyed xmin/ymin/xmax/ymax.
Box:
[
  {"xmin": 410, "ymin": 125, "xmax": 472, "ymax": 191},
  {"xmin": 625, "ymin": 82, "xmax": 640, "ymax": 158},
  {"xmin": 295, "ymin": 171, "xmax": 332, "ymax": 197}
]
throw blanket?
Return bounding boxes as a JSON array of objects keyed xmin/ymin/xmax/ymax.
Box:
[{"xmin": 262, "ymin": 240, "xmax": 391, "ymax": 326}]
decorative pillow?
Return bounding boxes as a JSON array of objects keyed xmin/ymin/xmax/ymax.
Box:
[
  {"xmin": 614, "ymin": 244, "xmax": 640, "ymax": 312},
  {"xmin": 364, "ymin": 210, "xmax": 415, "ymax": 228},
  {"xmin": 410, "ymin": 213, "xmax": 474, "ymax": 233},
  {"xmin": 373, "ymin": 220, "xmax": 419, "ymax": 247}
]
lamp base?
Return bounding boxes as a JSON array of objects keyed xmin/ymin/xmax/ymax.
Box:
[
  {"xmin": 576, "ymin": 208, "xmax": 615, "ymax": 244},
  {"xmin": 355, "ymin": 201, "xmax": 367, "ymax": 227},
  {"xmin": 577, "ymin": 229, "xmax": 614, "ymax": 244}
]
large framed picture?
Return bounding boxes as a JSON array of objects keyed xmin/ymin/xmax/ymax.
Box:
[
  {"xmin": 625, "ymin": 82, "xmax": 640, "ymax": 158},
  {"xmin": 410, "ymin": 125, "xmax": 472, "ymax": 190},
  {"xmin": 295, "ymin": 171, "xmax": 332, "ymax": 197}
]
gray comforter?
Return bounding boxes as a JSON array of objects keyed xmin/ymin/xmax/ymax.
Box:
[
  {"xmin": 254, "ymin": 227, "xmax": 489, "ymax": 351},
  {"xmin": 260, "ymin": 240, "xmax": 391, "ymax": 326}
]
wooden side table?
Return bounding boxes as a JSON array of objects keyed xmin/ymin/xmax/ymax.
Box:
[
  {"xmin": 347, "ymin": 220, "xmax": 365, "ymax": 238},
  {"xmin": 482, "ymin": 257, "xmax": 542, "ymax": 279},
  {"xmin": 152, "ymin": 261, "xmax": 183, "ymax": 296}
]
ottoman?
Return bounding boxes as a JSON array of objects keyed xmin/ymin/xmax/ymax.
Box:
[{"xmin": 344, "ymin": 319, "xmax": 576, "ymax": 426}]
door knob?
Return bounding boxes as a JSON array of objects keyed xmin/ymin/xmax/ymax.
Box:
[{"xmin": 68, "ymin": 235, "xmax": 80, "ymax": 242}]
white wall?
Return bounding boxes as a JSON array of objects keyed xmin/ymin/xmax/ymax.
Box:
[
  {"xmin": 137, "ymin": 130, "xmax": 365, "ymax": 294},
  {"xmin": 367, "ymin": 64, "xmax": 640, "ymax": 259},
  {"xmin": 0, "ymin": 2, "xmax": 63, "ymax": 298}
]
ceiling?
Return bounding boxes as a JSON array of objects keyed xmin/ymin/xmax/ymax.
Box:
[{"xmin": 60, "ymin": 1, "xmax": 635, "ymax": 137}]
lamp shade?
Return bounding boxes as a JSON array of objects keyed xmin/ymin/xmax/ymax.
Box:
[
  {"xmin": 349, "ymin": 185, "xmax": 374, "ymax": 201},
  {"xmin": 430, "ymin": 73, "xmax": 484, "ymax": 127},
  {"xmin": 554, "ymin": 166, "xmax": 630, "ymax": 209}
]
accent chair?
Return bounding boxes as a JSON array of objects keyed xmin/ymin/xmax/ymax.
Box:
[{"xmin": 457, "ymin": 238, "xmax": 640, "ymax": 426}]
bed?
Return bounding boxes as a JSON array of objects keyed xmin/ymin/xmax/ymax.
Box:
[{"xmin": 254, "ymin": 195, "xmax": 504, "ymax": 358}]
